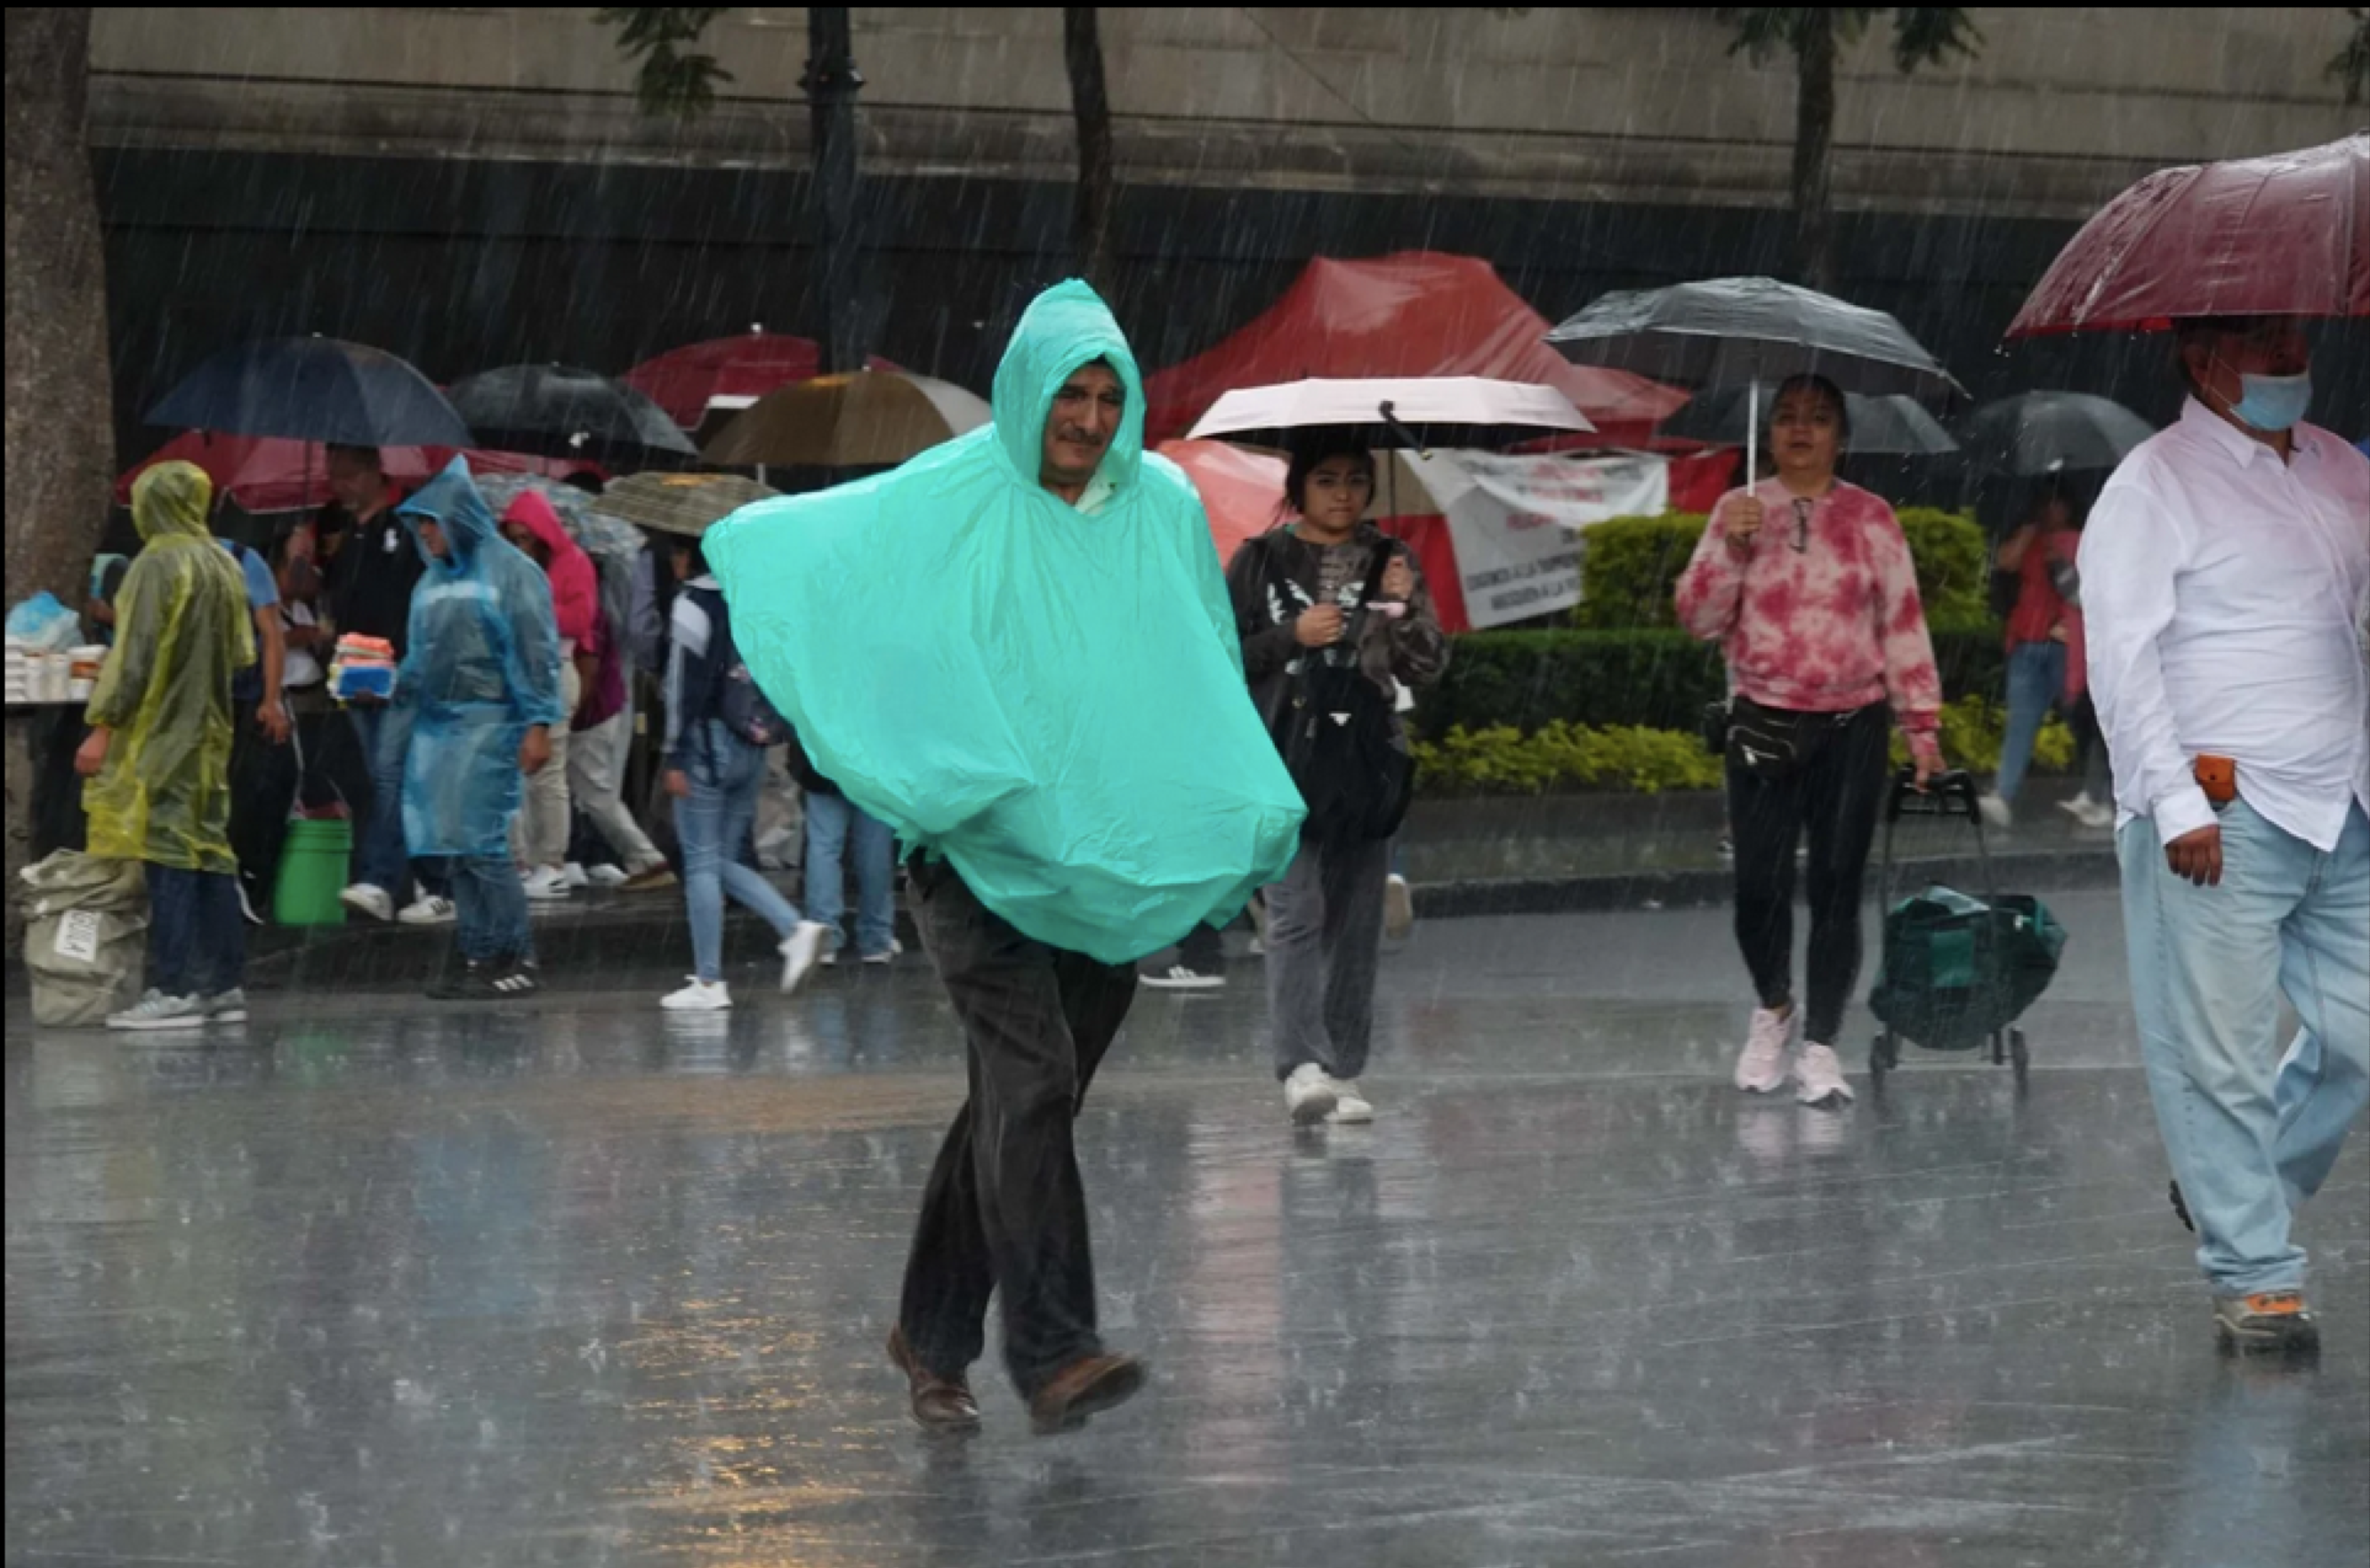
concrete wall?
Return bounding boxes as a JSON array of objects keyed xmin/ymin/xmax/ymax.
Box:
[{"xmin": 89, "ymin": 8, "xmax": 2358, "ymax": 217}]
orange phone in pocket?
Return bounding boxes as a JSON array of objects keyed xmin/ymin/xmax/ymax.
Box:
[{"xmin": 2194, "ymin": 754, "xmax": 2237, "ymax": 807}]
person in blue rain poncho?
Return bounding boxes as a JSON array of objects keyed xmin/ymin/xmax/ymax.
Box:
[
  {"xmin": 703, "ymin": 279, "xmax": 1305, "ymax": 1436},
  {"xmin": 388, "ymin": 458, "xmax": 566, "ymax": 1001}
]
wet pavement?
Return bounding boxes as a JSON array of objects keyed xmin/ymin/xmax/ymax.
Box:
[{"xmin": 9, "ymin": 895, "xmax": 2366, "ymax": 1567}]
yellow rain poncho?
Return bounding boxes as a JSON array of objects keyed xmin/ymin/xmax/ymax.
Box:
[{"xmin": 84, "ymin": 462, "xmax": 255, "ymax": 872}]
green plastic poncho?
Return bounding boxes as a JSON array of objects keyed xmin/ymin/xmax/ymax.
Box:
[
  {"xmin": 705, "ymin": 280, "xmax": 1305, "ymax": 964},
  {"xmin": 392, "ymin": 458, "xmax": 567, "ymax": 859},
  {"xmin": 84, "ymin": 462, "xmax": 255, "ymax": 873}
]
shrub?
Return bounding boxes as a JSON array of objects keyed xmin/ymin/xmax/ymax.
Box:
[
  {"xmin": 1414, "ymin": 722, "xmax": 1727, "ymax": 797},
  {"xmin": 1569, "ymin": 506, "xmax": 1994, "ymax": 633},
  {"xmin": 1893, "ymin": 696, "xmax": 2078, "ymax": 776}
]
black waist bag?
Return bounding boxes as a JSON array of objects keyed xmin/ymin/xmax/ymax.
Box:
[
  {"xmin": 1727, "ymin": 696, "xmax": 1856, "ymax": 780},
  {"xmin": 1271, "ymin": 539, "xmax": 1413, "ymax": 844}
]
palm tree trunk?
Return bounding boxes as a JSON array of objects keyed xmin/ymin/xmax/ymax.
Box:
[
  {"xmin": 5, "ymin": 7, "xmax": 113, "ymax": 929},
  {"xmin": 1063, "ymin": 7, "xmax": 1116, "ymax": 295},
  {"xmin": 802, "ymin": 7, "xmax": 866, "ymax": 374},
  {"xmin": 1791, "ymin": 11, "xmax": 1838, "ymax": 291}
]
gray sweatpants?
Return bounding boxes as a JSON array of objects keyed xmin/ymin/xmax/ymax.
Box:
[{"xmin": 1265, "ymin": 835, "xmax": 1391, "ymax": 1082}]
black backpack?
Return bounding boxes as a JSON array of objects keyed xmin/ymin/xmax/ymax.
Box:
[
  {"xmin": 687, "ymin": 584, "xmax": 791, "ymax": 750},
  {"xmin": 1261, "ymin": 537, "xmax": 1415, "ymax": 844}
]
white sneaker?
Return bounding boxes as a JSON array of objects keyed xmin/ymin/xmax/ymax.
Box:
[
  {"xmin": 339, "ymin": 883, "xmax": 394, "ymax": 922},
  {"xmin": 1284, "ymin": 1063, "xmax": 1338, "ymax": 1126},
  {"xmin": 1978, "ymin": 793, "xmax": 2012, "ymax": 831},
  {"xmin": 562, "ymin": 862, "xmax": 591, "ymax": 889},
  {"xmin": 1326, "ymin": 1076, "xmax": 1375, "ymax": 1124},
  {"xmin": 1383, "ymin": 873, "xmax": 1415, "ymax": 941},
  {"xmin": 587, "ymin": 863, "xmax": 630, "ymax": 888},
  {"xmin": 1734, "ymin": 1005, "xmax": 1796, "ymax": 1093},
  {"xmin": 522, "ymin": 866, "xmax": 572, "ymax": 902},
  {"xmin": 398, "ymin": 895, "xmax": 455, "ymax": 926},
  {"xmin": 204, "ymin": 988, "xmax": 250, "ymax": 1024},
  {"xmin": 780, "ymin": 921, "xmax": 830, "ymax": 994},
  {"xmin": 1794, "ymin": 1042, "xmax": 1856, "ymax": 1109},
  {"xmin": 108, "ymin": 989, "xmax": 206, "ymax": 1032},
  {"xmin": 2058, "ymin": 793, "xmax": 2115, "ymax": 830},
  {"xmin": 661, "ymin": 977, "xmax": 732, "ymax": 1012}
]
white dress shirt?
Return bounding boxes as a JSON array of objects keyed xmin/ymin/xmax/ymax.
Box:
[{"xmin": 2081, "ymin": 398, "xmax": 2370, "ymax": 852}]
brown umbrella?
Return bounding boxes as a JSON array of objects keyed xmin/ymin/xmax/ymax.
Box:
[
  {"xmin": 589, "ymin": 472, "xmax": 778, "ymax": 538},
  {"xmin": 700, "ymin": 370, "xmax": 991, "ymax": 468}
]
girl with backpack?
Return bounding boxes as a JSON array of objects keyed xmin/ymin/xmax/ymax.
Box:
[
  {"xmin": 659, "ymin": 535, "xmax": 830, "ymax": 1012},
  {"xmin": 1227, "ymin": 435, "xmax": 1448, "ymax": 1124}
]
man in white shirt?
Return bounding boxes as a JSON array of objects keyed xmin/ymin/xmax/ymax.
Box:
[{"xmin": 2082, "ymin": 316, "xmax": 2370, "ymax": 1356}]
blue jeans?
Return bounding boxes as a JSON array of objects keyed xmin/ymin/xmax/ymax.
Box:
[
  {"xmin": 448, "ymin": 854, "xmax": 532, "ymax": 965},
  {"xmin": 351, "ymin": 704, "xmax": 440, "ymax": 899},
  {"xmin": 2118, "ymin": 799, "xmax": 2370, "ymax": 1296},
  {"xmin": 805, "ymin": 791, "xmax": 896, "ymax": 958},
  {"xmin": 147, "ymin": 864, "xmax": 244, "ymax": 997},
  {"xmin": 680, "ymin": 723, "xmax": 804, "ymax": 983},
  {"xmin": 1997, "ymin": 640, "xmax": 2066, "ymax": 805}
]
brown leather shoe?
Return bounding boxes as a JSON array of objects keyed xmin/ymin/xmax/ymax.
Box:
[
  {"xmin": 887, "ymin": 1326, "xmax": 981, "ymax": 1433},
  {"xmin": 1028, "ymin": 1351, "xmax": 1147, "ymax": 1435}
]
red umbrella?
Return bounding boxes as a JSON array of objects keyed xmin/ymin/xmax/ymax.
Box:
[
  {"xmin": 2009, "ymin": 133, "xmax": 2370, "ymax": 336},
  {"xmin": 115, "ymin": 432, "xmax": 600, "ymax": 514},
  {"xmin": 620, "ymin": 329, "xmax": 898, "ymax": 430}
]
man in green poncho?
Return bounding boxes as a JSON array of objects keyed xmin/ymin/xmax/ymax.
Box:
[
  {"xmin": 77, "ymin": 462, "xmax": 258, "ymax": 1031},
  {"xmin": 705, "ymin": 281, "xmax": 1304, "ymax": 1435}
]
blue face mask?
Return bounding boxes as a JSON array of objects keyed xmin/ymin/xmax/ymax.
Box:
[{"xmin": 2227, "ymin": 370, "xmax": 2312, "ymax": 433}]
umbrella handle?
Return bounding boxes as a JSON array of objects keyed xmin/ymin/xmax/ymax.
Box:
[
  {"xmin": 1378, "ymin": 400, "xmax": 1430, "ymax": 459},
  {"xmin": 1746, "ymin": 382, "xmax": 1758, "ymax": 495}
]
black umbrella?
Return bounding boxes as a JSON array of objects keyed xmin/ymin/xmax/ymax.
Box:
[
  {"xmin": 448, "ymin": 364, "xmax": 698, "ymax": 465},
  {"xmin": 1546, "ymin": 276, "xmax": 1966, "ymax": 478},
  {"xmin": 1663, "ymin": 388, "xmax": 1959, "ymax": 458},
  {"xmin": 1955, "ymin": 391, "xmax": 2155, "ymax": 477},
  {"xmin": 144, "ymin": 335, "xmax": 472, "ymax": 446}
]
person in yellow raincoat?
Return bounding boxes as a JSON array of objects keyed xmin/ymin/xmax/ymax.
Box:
[{"xmin": 76, "ymin": 461, "xmax": 257, "ymax": 1031}]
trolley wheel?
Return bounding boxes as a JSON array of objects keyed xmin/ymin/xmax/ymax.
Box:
[{"xmin": 2010, "ymin": 1028, "xmax": 2030, "ymax": 1086}]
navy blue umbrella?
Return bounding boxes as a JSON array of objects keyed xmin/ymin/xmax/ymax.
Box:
[{"xmin": 145, "ymin": 335, "xmax": 472, "ymax": 446}]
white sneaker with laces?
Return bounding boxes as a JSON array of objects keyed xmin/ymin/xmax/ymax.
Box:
[
  {"xmin": 1284, "ymin": 1063, "xmax": 1338, "ymax": 1126},
  {"xmin": 662, "ymin": 977, "xmax": 732, "ymax": 1012},
  {"xmin": 1794, "ymin": 1042, "xmax": 1857, "ymax": 1109},
  {"xmin": 588, "ymin": 863, "xmax": 631, "ymax": 888},
  {"xmin": 398, "ymin": 895, "xmax": 455, "ymax": 926},
  {"xmin": 2058, "ymin": 793, "xmax": 2115, "ymax": 830},
  {"xmin": 1325, "ymin": 1076, "xmax": 1375, "ymax": 1124},
  {"xmin": 204, "ymin": 988, "xmax": 249, "ymax": 1024},
  {"xmin": 562, "ymin": 862, "xmax": 592, "ymax": 889},
  {"xmin": 523, "ymin": 866, "xmax": 572, "ymax": 902},
  {"xmin": 108, "ymin": 989, "xmax": 206, "ymax": 1032},
  {"xmin": 1383, "ymin": 874, "xmax": 1415, "ymax": 941},
  {"xmin": 780, "ymin": 921, "xmax": 830, "ymax": 994},
  {"xmin": 1978, "ymin": 793, "xmax": 2013, "ymax": 831},
  {"xmin": 1734, "ymin": 1006, "xmax": 1796, "ymax": 1093},
  {"xmin": 340, "ymin": 883, "xmax": 394, "ymax": 922}
]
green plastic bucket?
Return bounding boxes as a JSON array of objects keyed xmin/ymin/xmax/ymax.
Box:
[{"xmin": 274, "ymin": 816, "xmax": 353, "ymax": 927}]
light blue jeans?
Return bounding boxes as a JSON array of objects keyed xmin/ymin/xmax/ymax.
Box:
[
  {"xmin": 679, "ymin": 723, "xmax": 804, "ymax": 984},
  {"xmin": 1997, "ymin": 640, "xmax": 2066, "ymax": 805},
  {"xmin": 805, "ymin": 792, "xmax": 897, "ymax": 959},
  {"xmin": 2118, "ymin": 798, "xmax": 2370, "ymax": 1296}
]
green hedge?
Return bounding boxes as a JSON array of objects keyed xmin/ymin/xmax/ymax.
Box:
[
  {"xmin": 1569, "ymin": 507, "xmax": 1993, "ymax": 632},
  {"xmin": 1420, "ymin": 628, "xmax": 2007, "ymax": 740}
]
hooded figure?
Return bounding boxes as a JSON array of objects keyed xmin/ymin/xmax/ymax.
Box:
[
  {"xmin": 501, "ymin": 488, "xmax": 600, "ymax": 652},
  {"xmin": 391, "ymin": 458, "xmax": 566, "ymax": 860},
  {"xmin": 85, "ymin": 462, "xmax": 255, "ymax": 872},
  {"xmin": 704, "ymin": 281, "xmax": 1303, "ymax": 965}
]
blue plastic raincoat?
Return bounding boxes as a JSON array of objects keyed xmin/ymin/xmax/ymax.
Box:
[
  {"xmin": 85, "ymin": 462, "xmax": 255, "ymax": 872},
  {"xmin": 705, "ymin": 280, "xmax": 1305, "ymax": 963},
  {"xmin": 391, "ymin": 458, "xmax": 566, "ymax": 859}
]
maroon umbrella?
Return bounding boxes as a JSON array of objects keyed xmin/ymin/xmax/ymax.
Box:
[{"xmin": 2008, "ymin": 133, "xmax": 2369, "ymax": 337}]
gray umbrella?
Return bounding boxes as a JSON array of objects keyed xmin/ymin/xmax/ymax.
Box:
[
  {"xmin": 449, "ymin": 364, "xmax": 697, "ymax": 466},
  {"xmin": 1662, "ymin": 387, "xmax": 1959, "ymax": 458},
  {"xmin": 1547, "ymin": 277, "xmax": 1966, "ymax": 478},
  {"xmin": 1954, "ymin": 391, "xmax": 2155, "ymax": 477}
]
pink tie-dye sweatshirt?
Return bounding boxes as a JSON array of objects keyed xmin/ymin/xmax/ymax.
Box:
[{"xmin": 1675, "ymin": 479, "xmax": 1944, "ymax": 756}]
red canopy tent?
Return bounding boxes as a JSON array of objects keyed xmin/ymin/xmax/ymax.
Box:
[
  {"xmin": 115, "ymin": 432, "xmax": 600, "ymax": 516},
  {"xmin": 621, "ymin": 331, "xmax": 899, "ymax": 430},
  {"xmin": 1143, "ymin": 252, "xmax": 1689, "ymax": 445}
]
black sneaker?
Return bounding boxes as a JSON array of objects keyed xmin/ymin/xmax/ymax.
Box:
[
  {"xmin": 428, "ymin": 961, "xmax": 541, "ymax": 1001},
  {"xmin": 1139, "ymin": 964, "xmax": 1224, "ymax": 992}
]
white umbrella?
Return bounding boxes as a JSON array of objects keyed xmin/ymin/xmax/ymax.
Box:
[{"xmin": 1187, "ymin": 376, "xmax": 1594, "ymax": 452}]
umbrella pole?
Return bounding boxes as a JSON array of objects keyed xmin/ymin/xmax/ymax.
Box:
[{"xmin": 1746, "ymin": 382, "xmax": 1758, "ymax": 491}]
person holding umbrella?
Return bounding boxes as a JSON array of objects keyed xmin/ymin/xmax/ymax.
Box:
[
  {"xmin": 2080, "ymin": 317, "xmax": 2369, "ymax": 1354},
  {"xmin": 1676, "ymin": 375, "xmax": 1947, "ymax": 1109}
]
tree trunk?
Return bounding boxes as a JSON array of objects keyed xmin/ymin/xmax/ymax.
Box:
[
  {"xmin": 1063, "ymin": 6, "xmax": 1116, "ymax": 295},
  {"xmin": 802, "ymin": 7, "xmax": 866, "ymax": 374},
  {"xmin": 1790, "ymin": 12, "xmax": 1838, "ymax": 292},
  {"xmin": 5, "ymin": 7, "xmax": 113, "ymax": 929}
]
